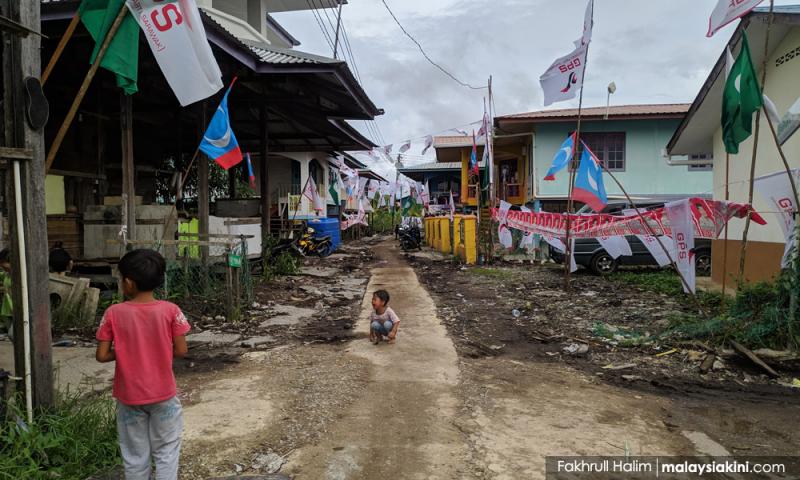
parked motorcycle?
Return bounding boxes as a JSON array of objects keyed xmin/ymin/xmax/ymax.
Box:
[
  {"xmin": 398, "ymin": 224, "xmax": 422, "ymax": 251},
  {"xmin": 268, "ymin": 227, "xmax": 333, "ymax": 259}
]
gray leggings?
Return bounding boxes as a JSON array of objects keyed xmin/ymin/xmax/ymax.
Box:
[{"xmin": 116, "ymin": 396, "xmax": 183, "ymax": 480}]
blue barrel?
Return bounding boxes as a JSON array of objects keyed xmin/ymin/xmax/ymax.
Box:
[{"xmin": 308, "ymin": 218, "xmax": 341, "ymax": 252}]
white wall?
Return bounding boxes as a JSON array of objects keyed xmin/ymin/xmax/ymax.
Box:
[{"xmin": 713, "ymin": 27, "xmax": 800, "ymax": 244}]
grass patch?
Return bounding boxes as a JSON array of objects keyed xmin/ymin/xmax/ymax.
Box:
[
  {"xmin": 468, "ymin": 267, "xmax": 514, "ymax": 279},
  {"xmin": 668, "ymin": 277, "xmax": 799, "ymax": 350},
  {"xmin": 614, "ymin": 270, "xmax": 726, "ymax": 315},
  {"xmin": 0, "ymin": 393, "xmax": 120, "ymax": 479}
]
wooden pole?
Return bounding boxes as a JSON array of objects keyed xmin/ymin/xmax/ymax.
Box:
[
  {"xmin": 333, "ymin": 0, "xmax": 344, "ymax": 59},
  {"xmin": 41, "ymin": 13, "xmax": 80, "ymax": 86},
  {"xmin": 762, "ymin": 107, "xmax": 800, "ymax": 346},
  {"xmin": 738, "ymin": 0, "xmax": 774, "ymax": 286},
  {"xmin": 121, "ymin": 94, "xmax": 136, "ymax": 245},
  {"xmin": 198, "ymin": 102, "xmax": 210, "ymax": 263},
  {"xmin": 722, "ymin": 153, "xmax": 730, "ymax": 296},
  {"xmin": 45, "ymin": 3, "xmax": 129, "ymax": 172},
  {"xmin": 259, "ymin": 101, "xmax": 270, "ymax": 239},
  {"xmin": 564, "ymin": 51, "xmax": 592, "ymax": 290},
  {"xmin": 2, "ymin": 0, "xmax": 54, "ymax": 408}
]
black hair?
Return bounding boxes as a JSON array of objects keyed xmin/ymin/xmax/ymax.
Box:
[
  {"xmin": 49, "ymin": 242, "xmax": 72, "ymax": 273},
  {"xmin": 0, "ymin": 249, "xmax": 9, "ymax": 264},
  {"xmin": 118, "ymin": 249, "xmax": 166, "ymax": 292},
  {"xmin": 373, "ymin": 289, "xmax": 390, "ymax": 304}
]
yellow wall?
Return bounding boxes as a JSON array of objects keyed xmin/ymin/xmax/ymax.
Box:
[
  {"xmin": 45, "ymin": 175, "xmax": 66, "ymax": 215},
  {"xmin": 712, "ymin": 27, "xmax": 800, "ymax": 245},
  {"xmin": 459, "ymin": 144, "xmax": 529, "ymax": 206}
]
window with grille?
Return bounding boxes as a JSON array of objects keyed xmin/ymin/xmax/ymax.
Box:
[
  {"xmin": 575, "ymin": 132, "xmax": 626, "ymax": 171},
  {"xmin": 688, "ymin": 154, "xmax": 713, "ymax": 171}
]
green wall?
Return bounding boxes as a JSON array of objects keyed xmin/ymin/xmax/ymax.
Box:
[{"xmin": 534, "ymin": 118, "xmax": 712, "ymax": 198}]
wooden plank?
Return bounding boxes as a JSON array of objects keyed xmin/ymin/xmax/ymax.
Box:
[
  {"xmin": 730, "ymin": 340, "xmax": 780, "ymax": 378},
  {"xmin": 0, "ymin": 146, "xmax": 32, "ymax": 160},
  {"xmin": 2, "ymin": 0, "xmax": 54, "ymax": 407}
]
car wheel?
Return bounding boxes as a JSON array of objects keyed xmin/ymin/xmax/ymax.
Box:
[
  {"xmin": 695, "ymin": 250, "xmax": 712, "ymax": 277},
  {"xmin": 591, "ymin": 252, "xmax": 617, "ymax": 275}
]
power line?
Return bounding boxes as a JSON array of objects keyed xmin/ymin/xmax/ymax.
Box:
[
  {"xmin": 379, "ymin": 0, "xmax": 486, "ymax": 91},
  {"xmin": 305, "ymin": 0, "xmax": 335, "ymax": 50}
]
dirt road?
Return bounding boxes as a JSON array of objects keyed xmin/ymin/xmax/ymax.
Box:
[{"xmin": 175, "ymin": 239, "xmax": 798, "ymax": 479}]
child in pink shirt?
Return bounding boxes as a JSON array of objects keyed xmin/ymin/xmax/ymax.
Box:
[{"xmin": 96, "ymin": 249, "xmax": 190, "ymax": 480}]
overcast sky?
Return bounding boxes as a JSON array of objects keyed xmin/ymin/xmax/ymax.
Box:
[{"xmin": 273, "ymin": 0, "xmax": 796, "ymax": 176}]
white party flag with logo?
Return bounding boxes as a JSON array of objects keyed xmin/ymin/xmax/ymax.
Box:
[
  {"xmin": 707, "ymin": 0, "xmax": 764, "ymax": 37},
  {"xmin": 754, "ymin": 169, "xmax": 800, "ymax": 267},
  {"xmin": 636, "ymin": 235, "xmax": 674, "ymax": 267},
  {"xmin": 665, "ymin": 199, "xmax": 696, "ymax": 293},
  {"xmin": 598, "ymin": 236, "xmax": 632, "ymax": 259},
  {"xmin": 126, "ymin": 0, "xmax": 223, "ymax": 106},
  {"xmin": 540, "ymin": 43, "xmax": 588, "ymax": 106}
]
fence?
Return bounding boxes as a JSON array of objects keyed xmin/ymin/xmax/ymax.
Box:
[{"xmin": 118, "ymin": 234, "xmax": 254, "ymax": 321}]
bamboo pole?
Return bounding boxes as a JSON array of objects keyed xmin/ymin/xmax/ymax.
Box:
[
  {"xmin": 45, "ymin": 3, "xmax": 130, "ymax": 172},
  {"xmin": 738, "ymin": 0, "xmax": 775, "ymax": 285},
  {"xmin": 599, "ymin": 167, "xmax": 711, "ymax": 316},
  {"xmin": 42, "ymin": 13, "xmax": 80, "ymax": 85},
  {"xmin": 563, "ymin": 53, "xmax": 592, "ymax": 289},
  {"xmin": 762, "ymin": 107, "xmax": 800, "ymax": 346},
  {"xmin": 722, "ymin": 153, "xmax": 730, "ymax": 296}
]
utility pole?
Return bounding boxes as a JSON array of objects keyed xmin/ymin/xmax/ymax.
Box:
[
  {"xmin": 333, "ymin": 0, "xmax": 344, "ymax": 59},
  {"xmin": 1, "ymin": 0, "xmax": 54, "ymax": 410}
]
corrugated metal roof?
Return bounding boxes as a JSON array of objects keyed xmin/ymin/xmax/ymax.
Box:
[
  {"xmin": 754, "ymin": 5, "xmax": 800, "ymax": 13},
  {"xmin": 433, "ymin": 136, "xmax": 486, "ymax": 148},
  {"xmin": 498, "ymin": 104, "xmax": 690, "ymax": 121},
  {"xmin": 399, "ymin": 161, "xmax": 484, "ymax": 172},
  {"xmin": 248, "ymin": 44, "xmax": 339, "ymax": 65}
]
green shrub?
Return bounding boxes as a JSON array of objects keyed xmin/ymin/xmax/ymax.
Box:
[{"xmin": 0, "ymin": 393, "xmax": 120, "ymax": 479}]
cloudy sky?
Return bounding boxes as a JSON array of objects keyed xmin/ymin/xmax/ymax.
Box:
[{"xmin": 273, "ymin": 0, "xmax": 794, "ymax": 176}]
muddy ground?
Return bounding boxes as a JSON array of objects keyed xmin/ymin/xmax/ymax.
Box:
[
  {"xmin": 25, "ymin": 235, "xmax": 799, "ymax": 479},
  {"xmin": 408, "ymin": 254, "xmax": 800, "ymax": 457}
]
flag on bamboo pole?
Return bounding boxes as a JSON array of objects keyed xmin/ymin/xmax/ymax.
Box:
[
  {"xmin": 245, "ymin": 153, "xmax": 256, "ymax": 189},
  {"xmin": 571, "ymin": 142, "xmax": 607, "ymax": 212},
  {"xmin": 707, "ymin": 0, "xmax": 764, "ymax": 37},
  {"xmin": 449, "ymin": 191, "xmax": 455, "ymax": 221},
  {"xmin": 199, "ymin": 80, "xmax": 242, "ymax": 169},
  {"xmin": 78, "ymin": 0, "xmax": 140, "ymax": 95},
  {"xmin": 469, "ymin": 131, "xmax": 479, "ymax": 176},
  {"xmin": 421, "ymin": 135, "xmax": 434, "ymax": 155},
  {"xmin": 722, "ymin": 34, "xmax": 763, "ymax": 154},
  {"xmin": 328, "ymin": 168, "xmax": 340, "ymax": 205},
  {"xmin": 543, "ymin": 132, "xmax": 577, "ymax": 181},
  {"xmin": 303, "ymin": 175, "xmax": 325, "ymax": 214}
]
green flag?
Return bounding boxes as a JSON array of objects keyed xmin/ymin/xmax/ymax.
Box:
[
  {"xmin": 401, "ymin": 196, "xmax": 415, "ymax": 216},
  {"xmin": 78, "ymin": 0, "xmax": 140, "ymax": 95},
  {"xmin": 328, "ymin": 168, "xmax": 340, "ymax": 205},
  {"xmin": 722, "ymin": 34, "xmax": 762, "ymax": 154}
]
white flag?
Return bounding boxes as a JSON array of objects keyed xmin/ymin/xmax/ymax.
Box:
[
  {"xmin": 574, "ymin": 0, "xmax": 594, "ymax": 47},
  {"xmin": 598, "ymin": 236, "xmax": 632, "ymax": 259},
  {"xmin": 421, "ymin": 135, "xmax": 434, "ymax": 155},
  {"xmin": 126, "ymin": 0, "xmax": 223, "ymax": 106},
  {"xmin": 367, "ymin": 179, "xmax": 379, "ymax": 200},
  {"xmin": 665, "ymin": 199, "xmax": 696, "ymax": 294},
  {"xmin": 636, "ymin": 235, "xmax": 675, "ymax": 267},
  {"xmin": 421, "ymin": 181, "xmax": 430, "ymax": 206},
  {"xmin": 540, "ymin": 43, "xmax": 588, "ymax": 106},
  {"xmin": 499, "ymin": 224, "xmax": 514, "ymax": 249},
  {"xmin": 303, "ymin": 176, "xmax": 325, "ymax": 214},
  {"xmin": 754, "ymin": 169, "xmax": 800, "ymax": 268},
  {"xmin": 399, "ymin": 141, "xmax": 411, "ymax": 153},
  {"xmin": 725, "ymin": 46, "xmax": 735, "ymax": 78},
  {"xmin": 449, "ymin": 191, "xmax": 455, "ymax": 221},
  {"xmin": 707, "ymin": 0, "xmax": 764, "ymax": 38}
]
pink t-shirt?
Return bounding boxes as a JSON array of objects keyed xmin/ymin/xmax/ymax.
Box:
[{"xmin": 96, "ymin": 301, "xmax": 190, "ymax": 406}]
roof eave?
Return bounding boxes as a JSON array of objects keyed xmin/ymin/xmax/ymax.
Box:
[{"xmin": 667, "ymin": 17, "xmax": 752, "ymax": 154}]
